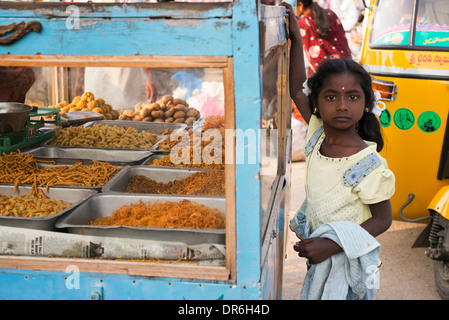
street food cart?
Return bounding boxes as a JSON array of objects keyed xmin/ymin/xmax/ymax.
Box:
[
  {"xmin": 0, "ymin": 1, "xmax": 292, "ymax": 300},
  {"xmin": 360, "ymin": 0, "xmax": 449, "ymax": 299}
]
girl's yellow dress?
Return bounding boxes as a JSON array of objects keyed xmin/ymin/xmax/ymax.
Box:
[{"xmin": 303, "ymin": 115, "xmax": 395, "ymax": 233}]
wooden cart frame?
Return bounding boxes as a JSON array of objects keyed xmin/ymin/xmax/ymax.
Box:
[{"xmin": 0, "ymin": 1, "xmax": 292, "ymax": 300}]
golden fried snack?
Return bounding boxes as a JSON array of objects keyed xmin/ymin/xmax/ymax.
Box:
[
  {"xmin": 0, "ymin": 152, "xmax": 123, "ymax": 191},
  {"xmin": 150, "ymin": 115, "xmax": 225, "ymax": 169},
  {"xmin": 0, "ymin": 194, "xmax": 72, "ymax": 218},
  {"xmin": 90, "ymin": 199, "xmax": 225, "ymax": 230},
  {"xmin": 50, "ymin": 92, "xmax": 120, "ymax": 120},
  {"xmin": 49, "ymin": 124, "xmax": 160, "ymax": 149}
]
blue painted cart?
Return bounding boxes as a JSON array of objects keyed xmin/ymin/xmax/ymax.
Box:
[{"xmin": 0, "ymin": 1, "xmax": 292, "ymax": 300}]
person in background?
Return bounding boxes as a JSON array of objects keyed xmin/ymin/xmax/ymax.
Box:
[
  {"xmin": 75, "ymin": 67, "xmax": 154, "ymax": 111},
  {"xmin": 0, "ymin": 67, "xmax": 35, "ymax": 103},
  {"xmin": 325, "ymin": 0, "xmax": 359, "ymax": 33},
  {"xmin": 325, "ymin": 0, "xmax": 365, "ymax": 59},
  {"xmin": 294, "ymin": 0, "xmax": 351, "ymax": 77}
]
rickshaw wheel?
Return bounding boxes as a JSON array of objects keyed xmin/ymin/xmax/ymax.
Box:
[{"xmin": 434, "ymin": 260, "xmax": 449, "ymax": 300}]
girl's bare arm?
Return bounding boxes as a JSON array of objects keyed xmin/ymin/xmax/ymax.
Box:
[
  {"xmin": 362, "ymin": 199, "xmax": 393, "ymax": 237},
  {"xmin": 280, "ymin": 2, "xmax": 311, "ymax": 123}
]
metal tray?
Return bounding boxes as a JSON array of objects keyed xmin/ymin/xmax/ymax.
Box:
[
  {"xmin": 45, "ymin": 136, "xmax": 163, "ymax": 152},
  {"xmin": 142, "ymin": 154, "xmax": 169, "ymax": 166},
  {"xmin": 0, "ymin": 185, "xmax": 97, "ymax": 231},
  {"xmin": 83, "ymin": 120, "xmax": 187, "ymax": 135},
  {"xmin": 55, "ymin": 194, "xmax": 226, "ymax": 245},
  {"xmin": 25, "ymin": 145, "xmax": 153, "ymax": 166},
  {"xmin": 0, "ymin": 162, "xmax": 125, "ymax": 190},
  {"xmin": 102, "ymin": 166, "xmax": 217, "ymax": 194}
]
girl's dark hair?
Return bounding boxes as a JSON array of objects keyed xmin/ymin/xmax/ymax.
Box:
[
  {"xmin": 297, "ymin": 0, "xmax": 331, "ymax": 39},
  {"xmin": 307, "ymin": 59, "xmax": 384, "ymax": 152}
]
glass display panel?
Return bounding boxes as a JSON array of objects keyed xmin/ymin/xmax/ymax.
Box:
[
  {"xmin": 67, "ymin": 67, "xmax": 224, "ymax": 114},
  {"xmin": 0, "ymin": 65, "xmax": 225, "ymax": 159},
  {"xmin": 260, "ymin": 46, "xmax": 283, "ymax": 217},
  {"xmin": 415, "ymin": 0, "xmax": 449, "ymax": 48},
  {"xmin": 369, "ymin": 0, "xmax": 414, "ymax": 47}
]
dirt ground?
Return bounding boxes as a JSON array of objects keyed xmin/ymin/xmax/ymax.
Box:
[{"xmin": 282, "ymin": 161, "xmax": 443, "ymax": 300}]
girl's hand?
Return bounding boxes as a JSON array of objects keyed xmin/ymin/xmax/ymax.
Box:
[
  {"xmin": 293, "ymin": 238, "xmax": 342, "ymax": 264},
  {"xmin": 279, "ymin": 2, "xmax": 301, "ymax": 41}
]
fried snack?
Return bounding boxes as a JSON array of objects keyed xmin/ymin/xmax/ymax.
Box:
[
  {"xmin": 119, "ymin": 95, "xmax": 201, "ymax": 124},
  {"xmin": 49, "ymin": 124, "xmax": 160, "ymax": 149},
  {"xmin": 126, "ymin": 170, "xmax": 225, "ymax": 196},
  {"xmin": 89, "ymin": 199, "xmax": 225, "ymax": 230},
  {"xmin": 150, "ymin": 115, "xmax": 225, "ymax": 169},
  {"xmin": 0, "ymin": 194, "xmax": 72, "ymax": 218},
  {"xmin": 49, "ymin": 92, "xmax": 120, "ymax": 120},
  {"xmin": 0, "ymin": 152, "xmax": 123, "ymax": 191}
]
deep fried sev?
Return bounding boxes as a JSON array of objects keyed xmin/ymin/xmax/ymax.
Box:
[{"xmin": 90, "ymin": 199, "xmax": 225, "ymax": 230}]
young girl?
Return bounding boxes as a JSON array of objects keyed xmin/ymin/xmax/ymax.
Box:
[{"xmin": 281, "ymin": 2, "xmax": 395, "ymax": 300}]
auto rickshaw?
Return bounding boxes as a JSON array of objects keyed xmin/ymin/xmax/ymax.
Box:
[{"xmin": 360, "ymin": 0, "xmax": 449, "ymax": 299}]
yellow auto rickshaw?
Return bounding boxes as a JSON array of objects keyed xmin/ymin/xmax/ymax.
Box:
[{"xmin": 360, "ymin": 0, "xmax": 449, "ymax": 299}]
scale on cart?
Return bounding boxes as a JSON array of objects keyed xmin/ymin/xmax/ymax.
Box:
[{"xmin": 0, "ymin": 102, "xmax": 60, "ymax": 154}]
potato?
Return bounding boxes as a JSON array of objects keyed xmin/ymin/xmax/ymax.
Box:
[
  {"xmin": 174, "ymin": 104, "xmax": 187, "ymax": 112},
  {"xmin": 154, "ymin": 118, "xmax": 164, "ymax": 122},
  {"xmin": 151, "ymin": 110, "xmax": 164, "ymax": 119},
  {"xmin": 140, "ymin": 107, "xmax": 150, "ymax": 118},
  {"xmin": 174, "ymin": 118, "xmax": 185, "ymax": 123},
  {"xmin": 186, "ymin": 107, "xmax": 200, "ymax": 118},
  {"xmin": 143, "ymin": 116, "xmax": 153, "ymax": 122},
  {"xmin": 173, "ymin": 111, "xmax": 186, "ymax": 119},
  {"xmin": 134, "ymin": 103, "xmax": 142, "ymax": 112},
  {"xmin": 164, "ymin": 108, "xmax": 175, "ymax": 118},
  {"xmin": 173, "ymin": 98, "xmax": 186, "ymax": 105},
  {"xmin": 140, "ymin": 102, "xmax": 150, "ymax": 110},
  {"xmin": 122, "ymin": 110, "xmax": 135, "ymax": 117},
  {"xmin": 148, "ymin": 102, "xmax": 160, "ymax": 112},
  {"xmin": 185, "ymin": 116, "xmax": 196, "ymax": 125},
  {"xmin": 133, "ymin": 114, "xmax": 143, "ymax": 121},
  {"xmin": 165, "ymin": 117, "xmax": 174, "ymax": 123},
  {"xmin": 160, "ymin": 95, "xmax": 173, "ymax": 105}
]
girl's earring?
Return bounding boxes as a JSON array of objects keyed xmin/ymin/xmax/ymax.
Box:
[
  {"xmin": 365, "ymin": 107, "xmax": 370, "ymax": 113},
  {"xmin": 313, "ymin": 107, "xmax": 318, "ymax": 114}
]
